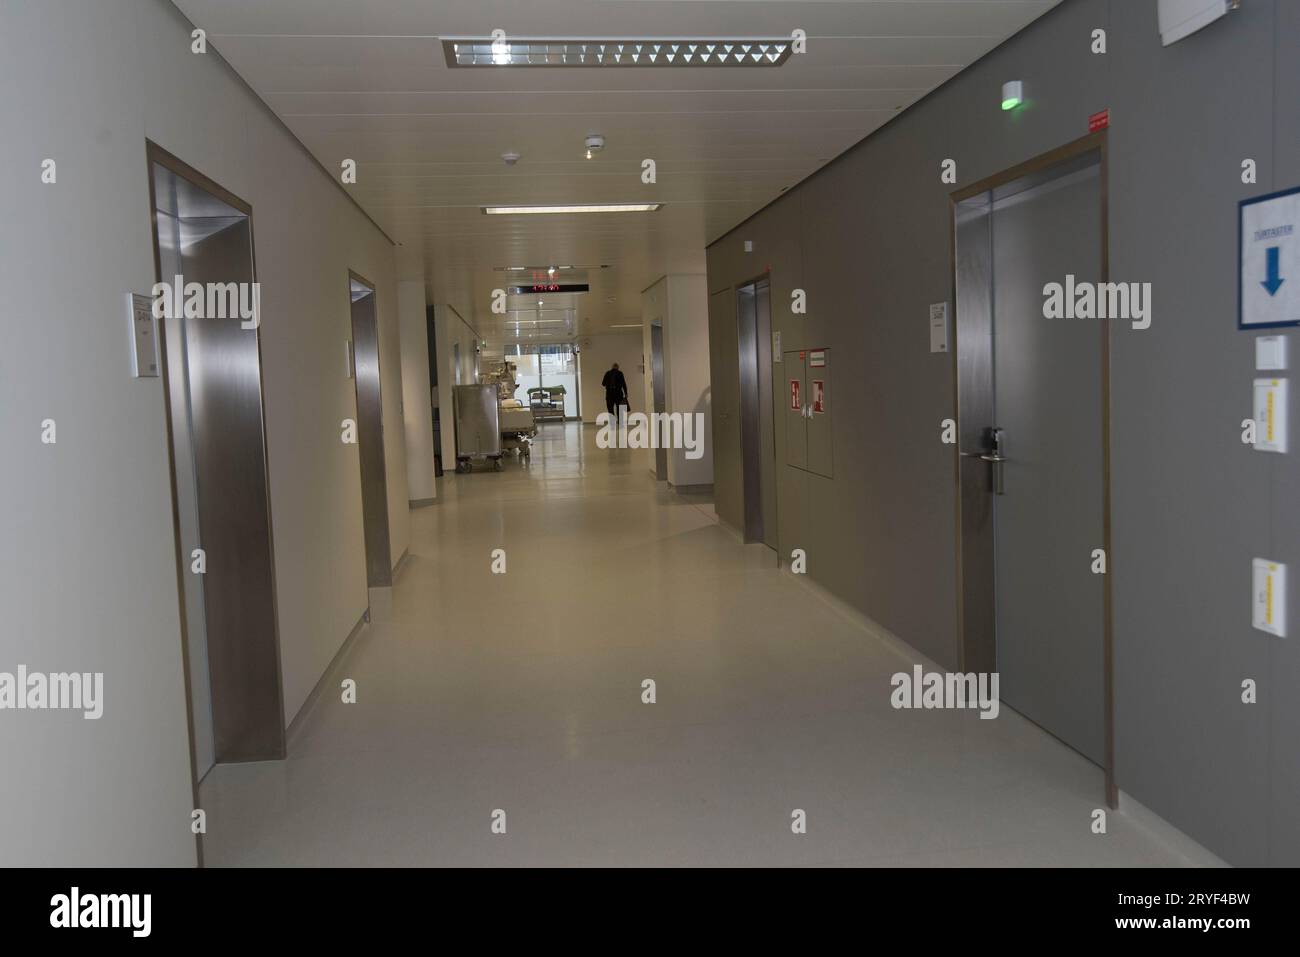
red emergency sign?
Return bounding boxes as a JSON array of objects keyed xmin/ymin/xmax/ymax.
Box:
[
  {"xmin": 812, "ymin": 379, "xmax": 825, "ymax": 414},
  {"xmin": 790, "ymin": 379, "xmax": 801, "ymax": 409}
]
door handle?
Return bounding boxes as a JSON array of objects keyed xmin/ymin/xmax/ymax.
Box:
[{"xmin": 982, "ymin": 427, "xmax": 1006, "ymax": 495}]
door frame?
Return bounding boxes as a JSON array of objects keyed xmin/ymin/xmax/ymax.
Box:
[
  {"xmin": 947, "ymin": 130, "xmax": 1115, "ymax": 806},
  {"xmin": 347, "ymin": 268, "xmax": 393, "ymax": 588},
  {"xmin": 145, "ymin": 140, "xmax": 287, "ymax": 866},
  {"xmin": 733, "ymin": 269, "xmax": 779, "ymax": 548}
]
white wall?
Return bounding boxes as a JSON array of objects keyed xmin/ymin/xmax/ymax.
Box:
[
  {"xmin": 0, "ymin": 0, "xmax": 411, "ymax": 864},
  {"xmin": 399, "ymin": 281, "xmax": 436, "ymax": 504},
  {"xmin": 644, "ymin": 276, "xmax": 714, "ymax": 487},
  {"xmin": 579, "ymin": 332, "xmax": 645, "ymax": 423}
]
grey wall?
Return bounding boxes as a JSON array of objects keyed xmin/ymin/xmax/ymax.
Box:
[{"xmin": 706, "ymin": 0, "xmax": 1299, "ymax": 866}]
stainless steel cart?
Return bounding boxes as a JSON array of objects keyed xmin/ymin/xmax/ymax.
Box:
[{"xmin": 453, "ymin": 384, "xmax": 503, "ymax": 472}]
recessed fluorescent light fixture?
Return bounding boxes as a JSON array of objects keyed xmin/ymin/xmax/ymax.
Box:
[
  {"xmin": 493, "ymin": 264, "xmax": 609, "ymax": 272},
  {"xmin": 483, "ymin": 203, "xmax": 661, "ymax": 215},
  {"xmin": 444, "ymin": 37, "xmax": 792, "ymax": 68}
]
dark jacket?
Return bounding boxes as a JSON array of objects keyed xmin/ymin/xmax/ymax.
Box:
[{"xmin": 601, "ymin": 368, "xmax": 628, "ymax": 402}]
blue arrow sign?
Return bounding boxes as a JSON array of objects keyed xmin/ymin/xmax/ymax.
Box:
[{"xmin": 1262, "ymin": 245, "xmax": 1285, "ymax": 296}]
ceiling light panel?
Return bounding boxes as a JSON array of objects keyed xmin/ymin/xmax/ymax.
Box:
[
  {"xmin": 483, "ymin": 204, "xmax": 661, "ymax": 215},
  {"xmin": 444, "ymin": 38, "xmax": 793, "ymax": 68}
]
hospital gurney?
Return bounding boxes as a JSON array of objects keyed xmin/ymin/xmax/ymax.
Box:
[{"xmin": 498, "ymin": 400, "xmax": 536, "ymax": 460}]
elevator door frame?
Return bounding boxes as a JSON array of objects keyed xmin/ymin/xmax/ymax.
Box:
[
  {"xmin": 348, "ymin": 270, "xmax": 393, "ymax": 589},
  {"xmin": 735, "ymin": 275, "xmax": 777, "ymax": 548},
  {"xmin": 948, "ymin": 130, "xmax": 1115, "ymax": 806},
  {"xmin": 146, "ymin": 141, "xmax": 288, "ymax": 865},
  {"xmin": 650, "ymin": 322, "xmax": 668, "ymax": 480}
]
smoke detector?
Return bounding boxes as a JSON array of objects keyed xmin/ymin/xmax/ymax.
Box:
[
  {"xmin": 584, "ymin": 134, "xmax": 605, "ymax": 159},
  {"xmin": 502, "ymin": 150, "xmax": 521, "ymax": 166}
]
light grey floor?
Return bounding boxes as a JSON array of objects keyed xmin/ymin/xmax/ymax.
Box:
[{"xmin": 200, "ymin": 423, "xmax": 1198, "ymax": 867}]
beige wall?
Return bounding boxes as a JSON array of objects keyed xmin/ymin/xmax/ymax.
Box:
[
  {"xmin": 399, "ymin": 281, "xmax": 436, "ymax": 503},
  {"xmin": 579, "ymin": 332, "xmax": 645, "ymax": 423},
  {"xmin": 644, "ymin": 276, "xmax": 714, "ymax": 487},
  {"xmin": 0, "ymin": 0, "xmax": 411, "ymax": 864}
]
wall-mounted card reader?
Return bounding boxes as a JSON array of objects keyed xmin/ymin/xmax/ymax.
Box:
[
  {"xmin": 1252, "ymin": 559, "xmax": 1286, "ymax": 637},
  {"xmin": 1253, "ymin": 378, "xmax": 1287, "ymax": 453},
  {"xmin": 128, "ymin": 292, "xmax": 159, "ymax": 378}
]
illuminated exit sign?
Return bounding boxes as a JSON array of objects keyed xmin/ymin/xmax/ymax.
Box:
[{"xmin": 508, "ymin": 283, "xmax": 590, "ymax": 295}]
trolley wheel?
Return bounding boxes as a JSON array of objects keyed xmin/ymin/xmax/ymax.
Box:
[{"xmin": 493, "ymin": 457, "xmax": 504, "ymax": 471}]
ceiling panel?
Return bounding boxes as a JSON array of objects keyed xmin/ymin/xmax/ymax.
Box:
[{"xmin": 172, "ymin": 0, "xmax": 1060, "ymax": 345}]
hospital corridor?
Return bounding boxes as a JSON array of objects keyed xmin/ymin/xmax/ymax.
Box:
[
  {"xmin": 198, "ymin": 423, "xmax": 1188, "ymax": 867},
  {"xmin": 2, "ymin": 0, "xmax": 1298, "ymax": 931}
]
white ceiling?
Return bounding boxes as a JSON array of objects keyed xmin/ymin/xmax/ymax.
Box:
[{"xmin": 172, "ymin": 0, "xmax": 1060, "ymax": 347}]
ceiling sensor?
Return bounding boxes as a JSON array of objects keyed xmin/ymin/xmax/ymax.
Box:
[
  {"xmin": 585, "ymin": 134, "xmax": 605, "ymax": 160},
  {"xmin": 502, "ymin": 151, "xmax": 521, "ymax": 165}
]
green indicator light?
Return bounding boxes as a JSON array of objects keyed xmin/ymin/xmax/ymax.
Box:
[{"xmin": 1001, "ymin": 97, "xmax": 1021, "ymax": 111}]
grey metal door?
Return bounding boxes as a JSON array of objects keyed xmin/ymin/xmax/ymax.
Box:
[
  {"xmin": 990, "ymin": 165, "xmax": 1104, "ymax": 764},
  {"xmin": 350, "ymin": 278, "xmax": 392, "ymax": 588}
]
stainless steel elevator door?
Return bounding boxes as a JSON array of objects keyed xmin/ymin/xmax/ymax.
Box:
[
  {"xmin": 754, "ymin": 281, "xmax": 777, "ymax": 551},
  {"xmin": 350, "ymin": 280, "xmax": 392, "ymax": 588},
  {"xmin": 736, "ymin": 280, "xmax": 778, "ymax": 550},
  {"xmin": 651, "ymin": 323, "xmax": 667, "ymax": 480},
  {"xmin": 990, "ymin": 164, "xmax": 1104, "ymax": 764},
  {"xmin": 151, "ymin": 154, "xmax": 285, "ymax": 765},
  {"xmin": 737, "ymin": 284, "xmax": 764, "ymax": 543}
]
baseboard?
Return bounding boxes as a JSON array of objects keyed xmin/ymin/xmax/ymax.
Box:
[
  {"xmin": 391, "ymin": 547, "xmax": 411, "ymax": 579},
  {"xmin": 1117, "ymin": 791, "xmax": 1231, "ymax": 867},
  {"xmin": 667, "ymin": 482, "xmax": 714, "ymax": 494},
  {"xmin": 786, "ymin": 565, "xmax": 1233, "ymax": 868},
  {"xmin": 714, "ymin": 517, "xmax": 745, "ymax": 544},
  {"xmin": 285, "ymin": 608, "xmax": 369, "ymax": 745},
  {"xmin": 409, "ymin": 496, "xmax": 437, "ymax": 508},
  {"xmin": 783, "ymin": 565, "xmax": 947, "ymax": 672}
]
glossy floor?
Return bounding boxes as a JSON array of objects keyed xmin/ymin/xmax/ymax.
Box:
[{"xmin": 200, "ymin": 423, "xmax": 1200, "ymax": 867}]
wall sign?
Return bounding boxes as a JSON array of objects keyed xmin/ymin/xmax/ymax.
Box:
[
  {"xmin": 812, "ymin": 379, "xmax": 825, "ymax": 413},
  {"xmin": 1239, "ymin": 185, "xmax": 1300, "ymax": 329},
  {"xmin": 789, "ymin": 379, "xmax": 801, "ymax": 410},
  {"xmin": 929, "ymin": 302, "xmax": 949, "ymax": 353}
]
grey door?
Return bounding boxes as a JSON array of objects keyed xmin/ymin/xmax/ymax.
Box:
[
  {"xmin": 350, "ymin": 278, "xmax": 392, "ymax": 588},
  {"xmin": 990, "ymin": 164, "xmax": 1104, "ymax": 764}
]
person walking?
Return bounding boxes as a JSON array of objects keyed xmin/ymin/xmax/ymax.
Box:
[{"xmin": 601, "ymin": 362, "xmax": 629, "ymax": 426}]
